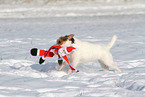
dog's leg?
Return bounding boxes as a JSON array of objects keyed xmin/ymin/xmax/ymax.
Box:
[
  {"xmin": 103, "ymin": 60, "xmax": 122, "ymax": 72},
  {"xmin": 59, "ymin": 62, "xmax": 67, "ymax": 71},
  {"xmin": 100, "ymin": 53, "xmax": 122, "ymax": 72},
  {"xmin": 67, "ymin": 60, "xmax": 79, "ymax": 74},
  {"xmin": 108, "ymin": 63, "xmax": 122, "ymax": 72},
  {"xmin": 67, "ymin": 52, "xmax": 79, "ymax": 74},
  {"xmin": 98, "ymin": 60, "xmax": 109, "ymax": 71},
  {"xmin": 67, "ymin": 69, "xmax": 72, "ymax": 74}
]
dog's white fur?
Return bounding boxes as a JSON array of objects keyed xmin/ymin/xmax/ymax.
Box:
[{"xmin": 59, "ymin": 35, "xmax": 122, "ymax": 74}]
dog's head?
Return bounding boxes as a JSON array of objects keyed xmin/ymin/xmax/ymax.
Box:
[{"xmin": 57, "ymin": 34, "xmax": 75, "ymax": 47}]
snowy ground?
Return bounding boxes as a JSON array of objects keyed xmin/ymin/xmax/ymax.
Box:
[{"xmin": 0, "ymin": 0, "xmax": 145, "ymax": 97}]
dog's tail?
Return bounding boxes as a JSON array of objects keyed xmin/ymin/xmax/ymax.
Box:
[{"xmin": 107, "ymin": 35, "xmax": 117, "ymax": 50}]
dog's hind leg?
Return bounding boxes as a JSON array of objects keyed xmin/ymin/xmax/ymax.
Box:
[
  {"xmin": 98, "ymin": 60, "xmax": 109, "ymax": 71},
  {"xmin": 108, "ymin": 63, "xmax": 122, "ymax": 72},
  {"xmin": 100, "ymin": 53, "xmax": 122, "ymax": 72},
  {"xmin": 102, "ymin": 59, "xmax": 122, "ymax": 72}
]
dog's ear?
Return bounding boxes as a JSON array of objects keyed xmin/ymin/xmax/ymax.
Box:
[{"xmin": 68, "ymin": 34, "xmax": 74, "ymax": 40}]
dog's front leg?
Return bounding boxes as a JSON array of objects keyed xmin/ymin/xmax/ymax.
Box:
[
  {"xmin": 67, "ymin": 52, "xmax": 79, "ymax": 74},
  {"xmin": 59, "ymin": 62, "xmax": 67, "ymax": 71},
  {"xmin": 68, "ymin": 60, "xmax": 79, "ymax": 74}
]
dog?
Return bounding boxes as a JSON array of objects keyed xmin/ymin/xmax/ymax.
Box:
[{"xmin": 57, "ymin": 34, "xmax": 122, "ymax": 74}]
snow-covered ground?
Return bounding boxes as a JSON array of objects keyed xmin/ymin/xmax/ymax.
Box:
[
  {"xmin": 0, "ymin": 0, "xmax": 145, "ymax": 97},
  {"xmin": 0, "ymin": 0, "xmax": 145, "ymax": 18}
]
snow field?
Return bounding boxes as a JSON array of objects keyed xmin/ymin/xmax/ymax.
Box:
[{"xmin": 0, "ymin": 0, "xmax": 145, "ymax": 96}]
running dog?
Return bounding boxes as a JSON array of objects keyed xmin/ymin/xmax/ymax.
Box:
[{"xmin": 57, "ymin": 34, "xmax": 122, "ymax": 74}]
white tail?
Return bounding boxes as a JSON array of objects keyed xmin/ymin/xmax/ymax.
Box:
[{"xmin": 107, "ymin": 35, "xmax": 117, "ymax": 49}]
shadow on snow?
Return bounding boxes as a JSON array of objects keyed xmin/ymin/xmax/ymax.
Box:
[{"xmin": 31, "ymin": 62, "xmax": 58, "ymax": 72}]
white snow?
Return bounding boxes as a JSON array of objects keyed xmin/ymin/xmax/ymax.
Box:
[
  {"xmin": 0, "ymin": 0, "xmax": 145, "ymax": 97},
  {"xmin": 0, "ymin": 0, "xmax": 145, "ymax": 18}
]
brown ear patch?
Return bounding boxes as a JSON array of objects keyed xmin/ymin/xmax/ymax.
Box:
[
  {"xmin": 68, "ymin": 34, "xmax": 74, "ymax": 40},
  {"xmin": 57, "ymin": 35, "xmax": 68, "ymax": 45},
  {"xmin": 57, "ymin": 34, "xmax": 75, "ymax": 45}
]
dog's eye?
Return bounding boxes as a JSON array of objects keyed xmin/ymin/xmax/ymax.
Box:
[{"xmin": 58, "ymin": 41, "xmax": 61, "ymax": 44}]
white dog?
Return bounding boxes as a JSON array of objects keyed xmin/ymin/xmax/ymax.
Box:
[{"xmin": 57, "ymin": 34, "xmax": 122, "ymax": 74}]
